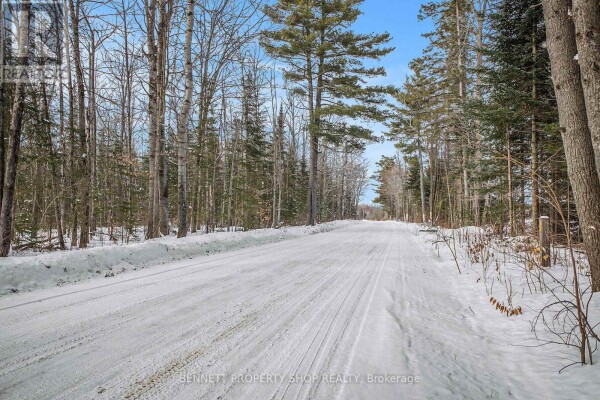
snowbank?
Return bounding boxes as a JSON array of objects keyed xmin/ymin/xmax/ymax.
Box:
[{"xmin": 0, "ymin": 221, "xmax": 355, "ymax": 296}]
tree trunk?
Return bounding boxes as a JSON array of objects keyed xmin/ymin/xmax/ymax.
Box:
[
  {"xmin": 227, "ymin": 120, "xmax": 240, "ymax": 231},
  {"xmin": 31, "ymin": 159, "xmax": 43, "ymax": 239},
  {"xmin": 177, "ymin": 0, "xmax": 194, "ymax": 238},
  {"xmin": 145, "ymin": 0, "xmax": 159, "ymax": 239},
  {"xmin": 417, "ymin": 136, "xmax": 427, "ymax": 224},
  {"xmin": 156, "ymin": 0, "xmax": 171, "ymax": 236},
  {"xmin": 0, "ymin": 0, "xmax": 5, "ymax": 210},
  {"xmin": 55, "ymin": 53, "xmax": 66, "ymax": 250},
  {"xmin": 87, "ymin": 27, "xmax": 97, "ymax": 234},
  {"xmin": 0, "ymin": 1, "xmax": 30, "ymax": 256},
  {"xmin": 507, "ymin": 129, "xmax": 515, "ymax": 237},
  {"xmin": 542, "ymin": 0, "xmax": 600, "ymax": 292},
  {"xmin": 306, "ymin": 49, "xmax": 316, "ymax": 226},
  {"xmin": 70, "ymin": 0, "xmax": 90, "ymax": 248},
  {"xmin": 455, "ymin": 0, "xmax": 469, "ymax": 220},
  {"xmin": 340, "ymin": 147, "xmax": 347, "ymax": 219},
  {"xmin": 308, "ymin": 132, "xmax": 318, "ymax": 225},
  {"xmin": 531, "ymin": 29, "xmax": 539, "ymax": 235},
  {"xmin": 573, "ymin": 0, "xmax": 600, "ymax": 179},
  {"xmin": 472, "ymin": 0, "xmax": 488, "ymax": 226},
  {"xmin": 62, "ymin": 0, "xmax": 77, "ymax": 246}
]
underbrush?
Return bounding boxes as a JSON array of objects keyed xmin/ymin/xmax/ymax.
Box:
[{"xmin": 427, "ymin": 224, "xmax": 598, "ymax": 371}]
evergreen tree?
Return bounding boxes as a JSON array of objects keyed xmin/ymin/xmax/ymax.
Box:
[
  {"xmin": 389, "ymin": 59, "xmax": 440, "ymax": 224},
  {"xmin": 419, "ymin": 0, "xmax": 473, "ymax": 225},
  {"xmin": 262, "ymin": 0, "xmax": 393, "ymax": 225},
  {"xmin": 479, "ymin": 0, "xmax": 558, "ymax": 234},
  {"xmin": 242, "ymin": 71, "xmax": 271, "ymax": 229}
]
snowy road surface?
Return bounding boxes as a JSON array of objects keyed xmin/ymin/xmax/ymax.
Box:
[{"xmin": 0, "ymin": 222, "xmax": 594, "ymax": 399}]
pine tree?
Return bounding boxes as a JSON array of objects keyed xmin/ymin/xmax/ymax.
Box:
[
  {"xmin": 389, "ymin": 59, "xmax": 441, "ymax": 224},
  {"xmin": 419, "ymin": 0, "xmax": 472, "ymax": 225},
  {"xmin": 479, "ymin": 0, "xmax": 558, "ymax": 235},
  {"xmin": 262, "ymin": 0, "xmax": 393, "ymax": 225},
  {"xmin": 241, "ymin": 71, "xmax": 271, "ymax": 229}
]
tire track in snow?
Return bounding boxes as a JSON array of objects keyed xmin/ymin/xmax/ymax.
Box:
[
  {"xmin": 333, "ymin": 223, "xmax": 395, "ymax": 400},
  {"xmin": 116, "ymin": 240, "xmax": 374, "ymax": 400},
  {"xmin": 0, "ymin": 237, "xmax": 346, "ymax": 399},
  {"xmin": 295, "ymin": 229, "xmax": 395, "ymax": 400},
  {"xmin": 0, "ymin": 222, "xmax": 400, "ymax": 400},
  {"xmin": 198, "ymin": 239, "xmax": 380, "ymax": 400},
  {"xmin": 270, "ymin": 229, "xmax": 395, "ymax": 400}
]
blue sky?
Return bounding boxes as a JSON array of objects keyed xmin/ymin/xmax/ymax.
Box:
[{"xmin": 353, "ymin": 0, "xmax": 433, "ymax": 203}]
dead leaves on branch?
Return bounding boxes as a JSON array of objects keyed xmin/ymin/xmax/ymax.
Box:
[{"xmin": 490, "ymin": 296, "xmax": 523, "ymax": 317}]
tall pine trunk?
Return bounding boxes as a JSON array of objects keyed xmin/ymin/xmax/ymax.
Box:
[{"xmin": 306, "ymin": 49, "xmax": 316, "ymax": 226}]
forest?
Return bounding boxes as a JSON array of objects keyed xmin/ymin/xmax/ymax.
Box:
[
  {"xmin": 2, "ymin": 0, "xmax": 600, "ymax": 396},
  {"xmin": 0, "ymin": 0, "xmax": 390, "ymax": 255},
  {"xmin": 0, "ymin": 0, "xmax": 599, "ymax": 293},
  {"xmin": 373, "ymin": 0, "xmax": 600, "ymax": 292}
]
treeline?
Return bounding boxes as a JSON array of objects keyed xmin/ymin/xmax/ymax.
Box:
[
  {"xmin": 0, "ymin": 0, "xmax": 390, "ymax": 254},
  {"xmin": 374, "ymin": 0, "xmax": 600, "ymax": 291}
]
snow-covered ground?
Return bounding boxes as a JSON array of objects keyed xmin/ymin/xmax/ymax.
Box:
[
  {"xmin": 0, "ymin": 221, "xmax": 598, "ymax": 399},
  {"xmin": 0, "ymin": 221, "xmax": 354, "ymax": 296}
]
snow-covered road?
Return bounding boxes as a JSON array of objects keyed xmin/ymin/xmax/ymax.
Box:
[{"xmin": 0, "ymin": 222, "xmax": 596, "ymax": 399}]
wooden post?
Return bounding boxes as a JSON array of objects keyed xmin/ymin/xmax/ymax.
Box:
[{"xmin": 539, "ymin": 216, "xmax": 550, "ymax": 267}]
